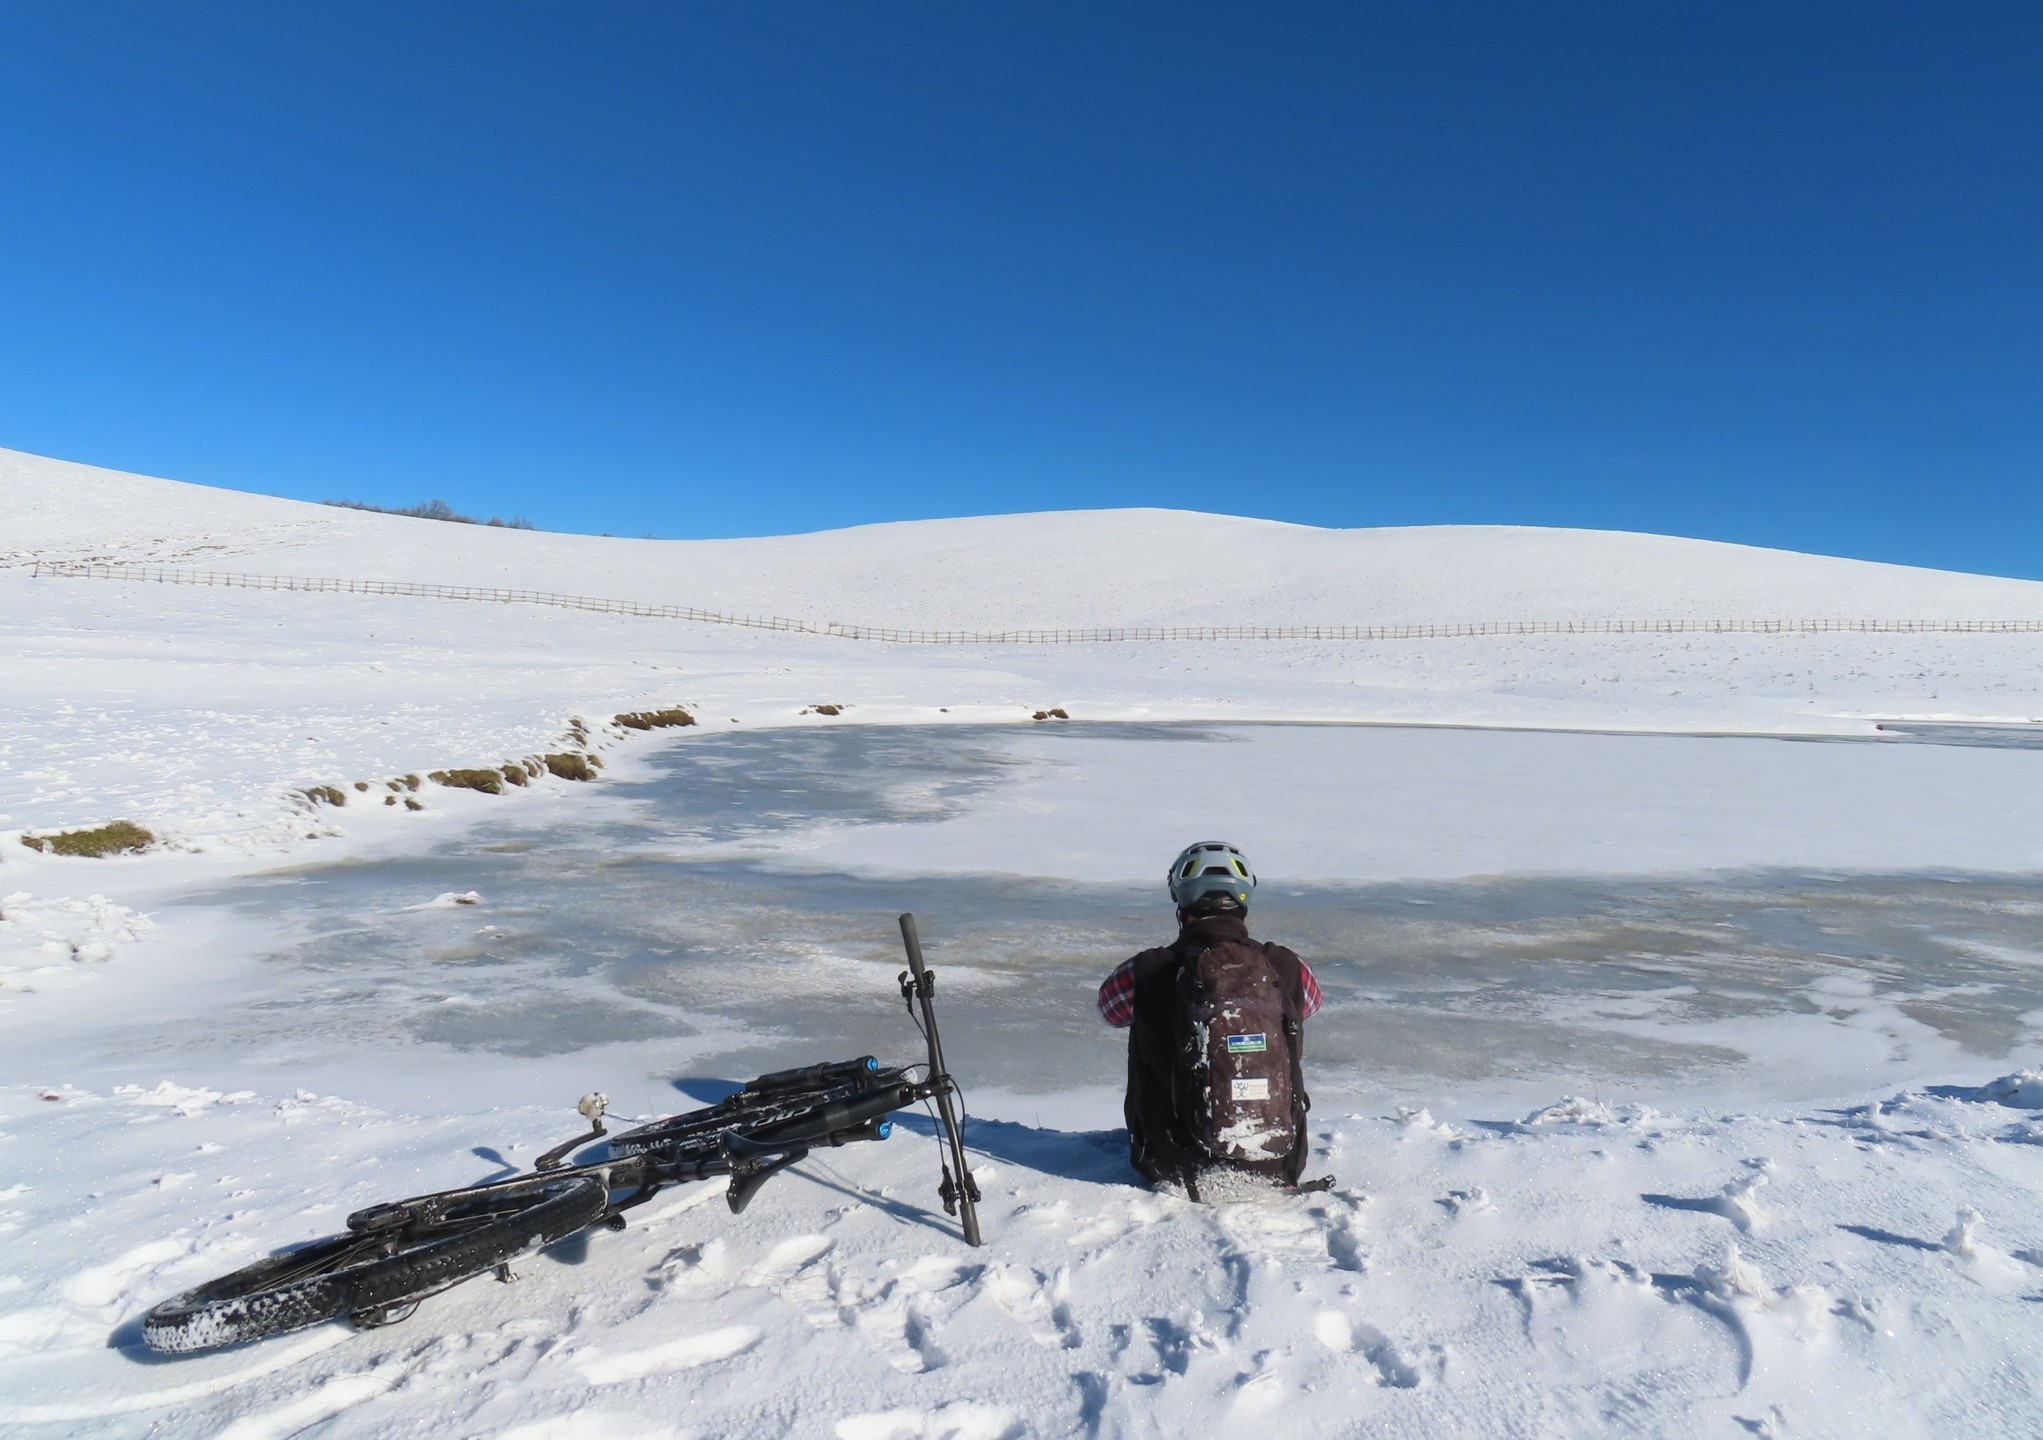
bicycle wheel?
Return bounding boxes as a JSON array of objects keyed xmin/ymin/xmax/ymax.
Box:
[{"xmin": 141, "ymin": 1173, "xmax": 607, "ymax": 1354}]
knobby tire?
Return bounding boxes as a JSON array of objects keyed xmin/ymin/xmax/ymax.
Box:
[{"xmin": 140, "ymin": 1174, "xmax": 608, "ymax": 1354}]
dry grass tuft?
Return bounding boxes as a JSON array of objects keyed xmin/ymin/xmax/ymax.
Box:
[
  {"xmin": 430, "ymin": 768, "xmax": 504, "ymax": 795},
  {"xmin": 404, "ymin": 797, "xmax": 424, "ymax": 811},
  {"xmin": 499, "ymin": 764, "xmax": 529, "ymax": 787},
  {"xmin": 615, "ymin": 707, "xmax": 696, "ymax": 731},
  {"xmin": 543, "ymin": 753, "xmax": 598, "ymax": 782},
  {"xmin": 1031, "ymin": 708, "xmax": 1070, "ymax": 721},
  {"xmin": 802, "ymin": 704, "xmax": 847, "ymax": 717},
  {"xmin": 21, "ymin": 821, "xmax": 155, "ymax": 857},
  {"xmin": 353, "ymin": 781, "xmax": 370, "ymax": 792},
  {"xmin": 302, "ymin": 785, "xmax": 348, "ymax": 807}
]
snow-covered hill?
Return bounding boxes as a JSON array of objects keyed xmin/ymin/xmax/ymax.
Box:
[
  {"xmin": 5, "ymin": 445, "xmax": 2041, "ymax": 859},
  {"xmin": 9, "ymin": 445, "xmax": 2043, "ymax": 630}
]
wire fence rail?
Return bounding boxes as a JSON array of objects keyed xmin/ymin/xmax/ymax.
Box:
[{"xmin": 28, "ymin": 560, "xmax": 2043, "ymax": 645}]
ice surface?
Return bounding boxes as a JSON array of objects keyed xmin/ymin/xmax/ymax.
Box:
[{"xmin": 79, "ymin": 723, "xmax": 2042, "ymax": 1118}]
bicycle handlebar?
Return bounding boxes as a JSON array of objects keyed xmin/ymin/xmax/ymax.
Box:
[{"xmin": 744, "ymin": 1055, "xmax": 881, "ymax": 1095}]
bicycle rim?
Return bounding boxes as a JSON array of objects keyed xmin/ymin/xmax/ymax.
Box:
[{"xmin": 141, "ymin": 1174, "xmax": 607, "ymax": 1354}]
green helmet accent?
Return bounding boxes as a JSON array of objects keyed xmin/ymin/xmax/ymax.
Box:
[{"xmin": 1167, "ymin": 841, "xmax": 1256, "ymax": 911}]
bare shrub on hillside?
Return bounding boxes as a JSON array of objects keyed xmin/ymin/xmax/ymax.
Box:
[{"xmin": 324, "ymin": 498, "xmax": 536, "ymax": 530}]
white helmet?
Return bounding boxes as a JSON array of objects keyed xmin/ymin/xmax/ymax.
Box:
[{"xmin": 1168, "ymin": 841, "xmax": 1255, "ymax": 912}]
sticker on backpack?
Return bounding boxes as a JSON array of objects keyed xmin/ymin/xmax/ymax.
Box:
[
  {"xmin": 1231, "ymin": 1077, "xmax": 1271, "ymax": 1101},
  {"xmin": 1225, "ymin": 1033, "xmax": 1268, "ymax": 1054}
]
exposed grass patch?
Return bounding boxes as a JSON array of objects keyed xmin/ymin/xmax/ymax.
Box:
[
  {"xmin": 615, "ymin": 707, "xmax": 696, "ymax": 731},
  {"xmin": 404, "ymin": 797, "xmax": 424, "ymax": 811},
  {"xmin": 802, "ymin": 704, "xmax": 847, "ymax": 717},
  {"xmin": 323, "ymin": 498, "xmax": 537, "ymax": 529},
  {"xmin": 543, "ymin": 753, "xmax": 598, "ymax": 782},
  {"xmin": 499, "ymin": 764, "xmax": 529, "ymax": 787},
  {"xmin": 302, "ymin": 785, "xmax": 347, "ymax": 807},
  {"xmin": 353, "ymin": 781, "xmax": 370, "ymax": 792},
  {"xmin": 1031, "ymin": 708, "xmax": 1070, "ymax": 721},
  {"xmin": 22, "ymin": 821, "xmax": 155, "ymax": 857},
  {"xmin": 430, "ymin": 768, "xmax": 504, "ymax": 795}
]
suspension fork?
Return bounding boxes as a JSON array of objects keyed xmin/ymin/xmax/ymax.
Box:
[{"xmin": 899, "ymin": 912, "xmax": 983, "ymax": 1247}]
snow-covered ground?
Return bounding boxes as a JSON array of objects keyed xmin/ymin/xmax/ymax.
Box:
[{"xmin": 5, "ymin": 446, "xmax": 2043, "ymax": 1437}]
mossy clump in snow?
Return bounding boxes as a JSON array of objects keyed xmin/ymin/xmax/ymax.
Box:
[
  {"xmin": 431, "ymin": 768, "xmax": 504, "ymax": 795},
  {"xmin": 615, "ymin": 707, "xmax": 696, "ymax": 731},
  {"xmin": 22, "ymin": 821, "xmax": 155, "ymax": 857},
  {"xmin": 302, "ymin": 785, "xmax": 348, "ymax": 807},
  {"xmin": 543, "ymin": 753, "xmax": 598, "ymax": 782}
]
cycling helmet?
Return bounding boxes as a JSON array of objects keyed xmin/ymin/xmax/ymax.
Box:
[{"xmin": 1167, "ymin": 841, "xmax": 1255, "ymax": 912}]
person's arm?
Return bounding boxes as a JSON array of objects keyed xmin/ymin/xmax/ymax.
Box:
[
  {"xmin": 1298, "ymin": 958, "xmax": 1323, "ymax": 1020},
  {"xmin": 1097, "ymin": 957, "xmax": 1138, "ymax": 1028}
]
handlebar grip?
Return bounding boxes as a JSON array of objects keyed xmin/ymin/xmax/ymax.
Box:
[{"xmin": 744, "ymin": 1056, "xmax": 880, "ymax": 1095}]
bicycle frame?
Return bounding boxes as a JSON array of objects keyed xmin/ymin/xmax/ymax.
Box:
[
  {"xmin": 137, "ymin": 912, "xmax": 985, "ymax": 1357},
  {"xmin": 346, "ymin": 912, "xmax": 982, "ymax": 1247}
]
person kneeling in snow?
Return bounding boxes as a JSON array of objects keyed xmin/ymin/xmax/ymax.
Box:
[{"xmin": 1097, "ymin": 841, "xmax": 1323, "ymax": 1194}]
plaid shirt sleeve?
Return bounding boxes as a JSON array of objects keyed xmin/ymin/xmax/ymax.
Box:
[
  {"xmin": 1298, "ymin": 959, "xmax": 1324, "ymax": 1020},
  {"xmin": 1097, "ymin": 958, "xmax": 1138, "ymax": 1027}
]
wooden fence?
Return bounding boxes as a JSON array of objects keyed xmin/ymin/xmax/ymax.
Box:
[{"xmin": 28, "ymin": 561, "xmax": 2043, "ymax": 644}]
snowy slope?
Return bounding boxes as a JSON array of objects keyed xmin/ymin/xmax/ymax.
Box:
[
  {"xmin": 10, "ymin": 445, "xmax": 2043, "ymax": 629},
  {"xmin": 6, "ymin": 444, "xmax": 2043, "ymax": 861}
]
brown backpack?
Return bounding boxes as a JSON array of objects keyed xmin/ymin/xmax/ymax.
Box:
[{"xmin": 1170, "ymin": 936, "xmax": 1303, "ymax": 1177}]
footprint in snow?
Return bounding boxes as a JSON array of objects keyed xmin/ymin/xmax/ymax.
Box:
[
  {"xmin": 1066, "ymin": 1194, "xmax": 1166, "ymax": 1250},
  {"xmin": 984, "ymin": 1263, "xmax": 1080, "ymax": 1349},
  {"xmin": 650, "ymin": 1237, "xmax": 730, "ymax": 1295},
  {"xmin": 1311, "ymin": 1311, "xmax": 1429, "ymax": 1388},
  {"xmin": 819, "ymin": 1254, "xmax": 982, "ymax": 1374},
  {"xmin": 833, "ymin": 1400, "xmax": 1023, "ymax": 1440},
  {"xmin": 60, "ymin": 1236, "xmax": 194, "ymax": 1311},
  {"xmin": 744, "ymin": 1233, "xmax": 834, "ymax": 1284},
  {"xmin": 574, "ymin": 1326, "xmax": 761, "ymax": 1385},
  {"xmin": 1216, "ymin": 1202, "xmax": 1327, "ymax": 1255}
]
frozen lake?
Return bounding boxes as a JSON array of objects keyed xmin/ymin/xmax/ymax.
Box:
[{"xmin": 128, "ymin": 722, "xmax": 2043, "ymax": 1115}]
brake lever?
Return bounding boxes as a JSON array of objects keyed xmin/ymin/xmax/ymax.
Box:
[{"xmin": 534, "ymin": 1092, "xmax": 610, "ymax": 1172}]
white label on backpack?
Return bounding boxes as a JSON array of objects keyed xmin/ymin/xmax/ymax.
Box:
[{"xmin": 1231, "ymin": 1077, "xmax": 1271, "ymax": 1102}]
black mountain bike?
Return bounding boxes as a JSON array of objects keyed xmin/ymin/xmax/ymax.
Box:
[{"xmin": 142, "ymin": 915, "xmax": 982, "ymax": 1355}]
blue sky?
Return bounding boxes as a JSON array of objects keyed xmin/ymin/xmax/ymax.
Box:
[{"xmin": 2, "ymin": 4, "xmax": 2038, "ymax": 575}]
